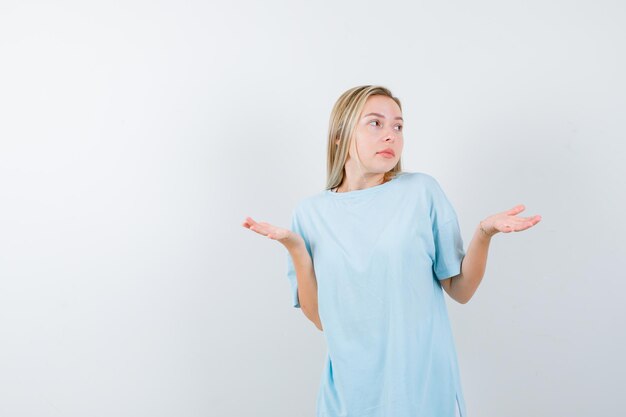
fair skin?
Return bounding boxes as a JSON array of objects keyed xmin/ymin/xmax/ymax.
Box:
[
  {"xmin": 443, "ymin": 205, "xmax": 541, "ymax": 304},
  {"xmin": 332, "ymin": 95, "xmax": 404, "ymax": 192},
  {"xmin": 243, "ymin": 94, "xmax": 542, "ymax": 324},
  {"xmin": 242, "ymin": 218, "xmax": 321, "ymax": 328}
]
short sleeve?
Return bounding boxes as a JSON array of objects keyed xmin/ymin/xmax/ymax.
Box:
[
  {"xmin": 286, "ymin": 206, "xmax": 312, "ymax": 308},
  {"xmin": 429, "ymin": 177, "xmax": 466, "ymax": 280}
]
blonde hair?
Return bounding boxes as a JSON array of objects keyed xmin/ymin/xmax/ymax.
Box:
[{"xmin": 326, "ymin": 85, "xmax": 403, "ymax": 190}]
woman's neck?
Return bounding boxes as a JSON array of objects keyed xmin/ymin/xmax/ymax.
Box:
[{"xmin": 334, "ymin": 174, "xmax": 387, "ymax": 193}]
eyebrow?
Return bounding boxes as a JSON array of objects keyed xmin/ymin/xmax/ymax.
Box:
[{"xmin": 362, "ymin": 112, "xmax": 403, "ymax": 121}]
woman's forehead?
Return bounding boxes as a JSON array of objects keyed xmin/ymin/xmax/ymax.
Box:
[{"xmin": 361, "ymin": 96, "xmax": 402, "ymax": 119}]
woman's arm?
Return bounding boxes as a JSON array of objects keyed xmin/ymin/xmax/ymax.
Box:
[
  {"xmin": 243, "ymin": 216, "xmax": 323, "ymax": 331},
  {"xmin": 288, "ymin": 242, "xmax": 323, "ymax": 331},
  {"xmin": 442, "ymin": 204, "xmax": 541, "ymax": 304},
  {"xmin": 443, "ymin": 223, "xmax": 491, "ymax": 304}
]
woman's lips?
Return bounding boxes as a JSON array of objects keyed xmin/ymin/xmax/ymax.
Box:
[{"xmin": 377, "ymin": 151, "xmax": 394, "ymax": 158}]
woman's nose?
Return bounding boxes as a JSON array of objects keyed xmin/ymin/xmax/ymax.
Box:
[{"xmin": 385, "ymin": 130, "xmax": 398, "ymax": 141}]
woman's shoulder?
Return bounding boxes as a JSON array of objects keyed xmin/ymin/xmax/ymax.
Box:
[
  {"xmin": 398, "ymin": 170, "xmax": 440, "ymax": 188},
  {"xmin": 395, "ymin": 171, "xmax": 452, "ymax": 204},
  {"xmin": 290, "ymin": 193, "xmax": 321, "ymax": 217}
]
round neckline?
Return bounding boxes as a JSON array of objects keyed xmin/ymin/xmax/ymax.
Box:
[{"xmin": 326, "ymin": 172, "xmax": 407, "ymax": 198}]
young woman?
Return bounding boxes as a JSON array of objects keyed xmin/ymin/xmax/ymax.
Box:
[{"xmin": 243, "ymin": 85, "xmax": 541, "ymax": 417}]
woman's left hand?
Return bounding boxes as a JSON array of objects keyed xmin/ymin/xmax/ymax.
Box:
[{"xmin": 480, "ymin": 204, "xmax": 542, "ymax": 237}]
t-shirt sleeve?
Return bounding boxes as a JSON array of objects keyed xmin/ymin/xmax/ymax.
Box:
[
  {"xmin": 429, "ymin": 177, "xmax": 466, "ymax": 280},
  {"xmin": 286, "ymin": 206, "xmax": 312, "ymax": 308}
]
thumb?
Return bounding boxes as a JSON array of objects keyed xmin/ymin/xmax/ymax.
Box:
[{"xmin": 506, "ymin": 204, "xmax": 525, "ymax": 215}]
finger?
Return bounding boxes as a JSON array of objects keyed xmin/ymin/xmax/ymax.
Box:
[
  {"xmin": 505, "ymin": 210, "xmax": 530, "ymax": 224},
  {"xmin": 514, "ymin": 219, "xmax": 540, "ymax": 231},
  {"xmin": 512, "ymin": 217, "xmax": 536, "ymax": 225},
  {"xmin": 516, "ymin": 216, "xmax": 541, "ymax": 228},
  {"xmin": 506, "ymin": 204, "xmax": 525, "ymax": 215},
  {"xmin": 516, "ymin": 216, "xmax": 537, "ymax": 222},
  {"xmin": 249, "ymin": 224, "xmax": 265, "ymax": 234},
  {"xmin": 253, "ymin": 224, "xmax": 276, "ymax": 238},
  {"xmin": 248, "ymin": 219, "xmax": 270, "ymax": 233}
]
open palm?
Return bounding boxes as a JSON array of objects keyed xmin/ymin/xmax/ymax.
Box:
[
  {"xmin": 242, "ymin": 216, "xmax": 292, "ymax": 242},
  {"xmin": 482, "ymin": 204, "xmax": 542, "ymax": 236}
]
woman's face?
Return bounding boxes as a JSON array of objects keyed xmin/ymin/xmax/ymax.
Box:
[{"xmin": 340, "ymin": 95, "xmax": 404, "ymax": 175}]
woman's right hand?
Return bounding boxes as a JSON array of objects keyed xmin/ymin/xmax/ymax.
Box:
[{"xmin": 242, "ymin": 216, "xmax": 304, "ymax": 250}]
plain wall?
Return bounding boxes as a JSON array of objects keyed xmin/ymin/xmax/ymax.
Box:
[{"xmin": 1, "ymin": 0, "xmax": 624, "ymax": 416}]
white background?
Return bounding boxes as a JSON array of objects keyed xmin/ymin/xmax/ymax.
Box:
[{"xmin": 1, "ymin": 1, "xmax": 624, "ymax": 416}]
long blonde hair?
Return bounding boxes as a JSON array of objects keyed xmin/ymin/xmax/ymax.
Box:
[{"xmin": 326, "ymin": 85, "xmax": 403, "ymax": 190}]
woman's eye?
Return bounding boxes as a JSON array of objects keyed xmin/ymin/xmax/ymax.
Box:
[
  {"xmin": 369, "ymin": 120, "xmax": 380, "ymax": 127},
  {"xmin": 396, "ymin": 125, "xmax": 403, "ymax": 131}
]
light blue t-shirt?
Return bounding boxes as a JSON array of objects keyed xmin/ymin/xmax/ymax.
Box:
[{"xmin": 286, "ymin": 171, "xmax": 467, "ymax": 417}]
